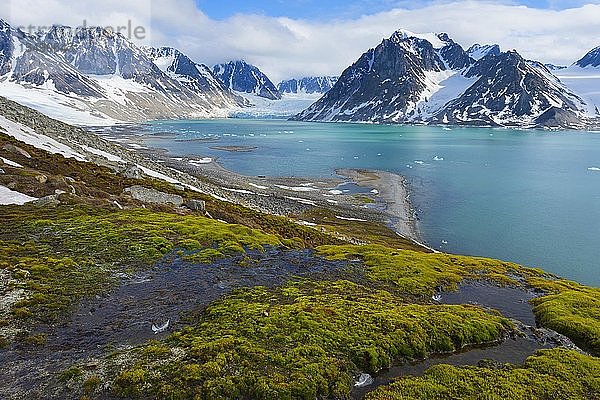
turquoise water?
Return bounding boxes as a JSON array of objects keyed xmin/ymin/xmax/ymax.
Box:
[{"xmin": 143, "ymin": 119, "xmax": 600, "ymax": 286}]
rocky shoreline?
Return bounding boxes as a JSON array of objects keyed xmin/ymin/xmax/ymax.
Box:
[{"xmin": 94, "ymin": 125, "xmax": 425, "ymax": 247}]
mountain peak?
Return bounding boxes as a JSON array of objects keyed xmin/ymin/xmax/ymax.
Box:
[
  {"xmin": 278, "ymin": 76, "xmax": 338, "ymax": 95},
  {"xmin": 0, "ymin": 19, "xmax": 10, "ymax": 32},
  {"xmin": 466, "ymin": 43, "xmax": 501, "ymax": 61},
  {"xmin": 389, "ymin": 29, "xmax": 447, "ymax": 48},
  {"xmin": 213, "ymin": 60, "xmax": 281, "ymax": 100},
  {"xmin": 575, "ymin": 46, "xmax": 600, "ymax": 68}
]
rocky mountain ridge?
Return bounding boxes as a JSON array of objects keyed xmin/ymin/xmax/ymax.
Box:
[
  {"xmin": 294, "ymin": 30, "xmax": 593, "ymax": 128},
  {"xmin": 0, "ymin": 20, "xmax": 245, "ymax": 125}
]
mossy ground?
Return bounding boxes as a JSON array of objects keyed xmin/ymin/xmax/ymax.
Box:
[
  {"xmin": 299, "ymin": 208, "xmax": 427, "ymax": 251},
  {"xmin": 110, "ymin": 280, "xmax": 511, "ymax": 399},
  {"xmin": 0, "ymin": 205, "xmax": 299, "ymax": 332},
  {"xmin": 1, "ymin": 131, "xmax": 600, "ymax": 400},
  {"xmin": 366, "ymin": 348, "xmax": 600, "ymax": 400}
]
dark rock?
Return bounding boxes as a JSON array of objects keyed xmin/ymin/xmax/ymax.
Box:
[
  {"xmin": 185, "ymin": 199, "xmax": 206, "ymax": 212},
  {"xmin": 278, "ymin": 76, "xmax": 338, "ymax": 94}
]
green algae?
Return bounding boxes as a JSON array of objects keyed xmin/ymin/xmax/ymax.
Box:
[{"xmin": 366, "ymin": 348, "xmax": 600, "ymax": 400}]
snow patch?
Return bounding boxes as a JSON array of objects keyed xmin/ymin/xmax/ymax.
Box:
[
  {"xmin": 0, "ymin": 185, "xmax": 38, "ymax": 205},
  {"xmin": 0, "ymin": 115, "xmax": 86, "ymax": 160},
  {"xmin": 1, "ymin": 157, "xmax": 23, "ymax": 168}
]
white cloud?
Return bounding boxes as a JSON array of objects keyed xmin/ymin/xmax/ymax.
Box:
[{"xmin": 4, "ymin": 0, "xmax": 600, "ymax": 82}]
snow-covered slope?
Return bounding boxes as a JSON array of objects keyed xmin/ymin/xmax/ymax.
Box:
[
  {"xmin": 0, "ymin": 20, "xmax": 245, "ymax": 125},
  {"xmin": 213, "ymin": 60, "xmax": 281, "ymax": 100},
  {"xmin": 556, "ymin": 66, "xmax": 600, "ymax": 115},
  {"xmin": 0, "ymin": 185, "xmax": 37, "ymax": 205},
  {"xmin": 553, "ymin": 46, "xmax": 600, "ymax": 116},
  {"xmin": 466, "ymin": 44, "xmax": 500, "ymax": 61}
]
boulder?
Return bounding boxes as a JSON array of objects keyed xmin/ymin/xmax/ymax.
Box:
[
  {"xmin": 185, "ymin": 199, "xmax": 206, "ymax": 212},
  {"xmin": 124, "ymin": 185, "xmax": 183, "ymax": 206},
  {"xmin": 2, "ymin": 143, "xmax": 31, "ymax": 158},
  {"xmin": 32, "ymin": 194, "xmax": 61, "ymax": 207}
]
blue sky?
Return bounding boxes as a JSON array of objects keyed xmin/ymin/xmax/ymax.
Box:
[{"xmin": 196, "ymin": 0, "xmax": 598, "ymax": 20}]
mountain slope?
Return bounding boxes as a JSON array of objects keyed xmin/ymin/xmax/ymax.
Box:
[
  {"xmin": 213, "ymin": 60, "xmax": 281, "ymax": 100},
  {"xmin": 278, "ymin": 76, "xmax": 338, "ymax": 94},
  {"xmin": 433, "ymin": 52, "xmax": 588, "ymax": 127},
  {"xmin": 575, "ymin": 46, "xmax": 600, "ymax": 68},
  {"xmin": 293, "ymin": 31, "xmax": 472, "ymax": 123},
  {"xmin": 145, "ymin": 46, "xmax": 247, "ymax": 106},
  {"xmin": 554, "ymin": 46, "xmax": 600, "ymax": 116},
  {"xmin": 294, "ymin": 30, "xmax": 590, "ymax": 128},
  {"xmin": 0, "ymin": 20, "xmax": 244, "ymax": 125}
]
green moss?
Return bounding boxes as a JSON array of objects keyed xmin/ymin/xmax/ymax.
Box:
[
  {"xmin": 317, "ymin": 244, "xmax": 523, "ymax": 296},
  {"xmin": 83, "ymin": 375, "xmax": 101, "ymax": 394},
  {"xmin": 531, "ymin": 287, "xmax": 600, "ymax": 356},
  {"xmin": 23, "ymin": 333, "xmax": 47, "ymax": 345},
  {"xmin": 59, "ymin": 366, "xmax": 83, "ymax": 383},
  {"xmin": 112, "ymin": 279, "xmax": 511, "ymax": 399},
  {"xmin": 0, "ymin": 205, "xmax": 295, "ymax": 329},
  {"xmin": 366, "ymin": 349, "xmax": 600, "ymax": 400},
  {"xmin": 300, "ymin": 208, "xmax": 427, "ymax": 251}
]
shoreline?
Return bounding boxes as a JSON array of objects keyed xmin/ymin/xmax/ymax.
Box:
[
  {"xmin": 336, "ymin": 168, "xmax": 421, "ymax": 243},
  {"xmin": 95, "ymin": 126, "xmax": 427, "ymax": 248}
]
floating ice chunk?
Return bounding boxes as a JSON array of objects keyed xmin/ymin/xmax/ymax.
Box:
[
  {"xmin": 414, "ymin": 160, "xmax": 424, "ymax": 165},
  {"xmin": 433, "ymin": 156, "xmax": 444, "ymax": 161},
  {"xmin": 588, "ymin": 167, "xmax": 600, "ymax": 171}
]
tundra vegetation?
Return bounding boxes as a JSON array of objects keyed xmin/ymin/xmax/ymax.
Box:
[{"xmin": 0, "ymin": 131, "xmax": 598, "ymax": 399}]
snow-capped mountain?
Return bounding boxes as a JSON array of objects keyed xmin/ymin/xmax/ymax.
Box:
[
  {"xmin": 574, "ymin": 46, "xmax": 600, "ymax": 68},
  {"xmin": 466, "ymin": 44, "xmax": 501, "ymax": 61},
  {"xmin": 278, "ymin": 76, "xmax": 338, "ymax": 94},
  {"xmin": 213, "ymin": 60, "xmax": 281, "ymax": 100},
  {"xmin": 144, "ymin": 47, "xmax": 247, "ymax": 106},
  {"xmin": 294, "ymin": 30, "xmax": 591, "ymax": 128},
  {"xmin": 0, "ymin": 20, "xmax": 244, "ymax": 125},
  {"xmin": 433, "ymin": 53, "xmax": 587, "ymax": 127}
]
